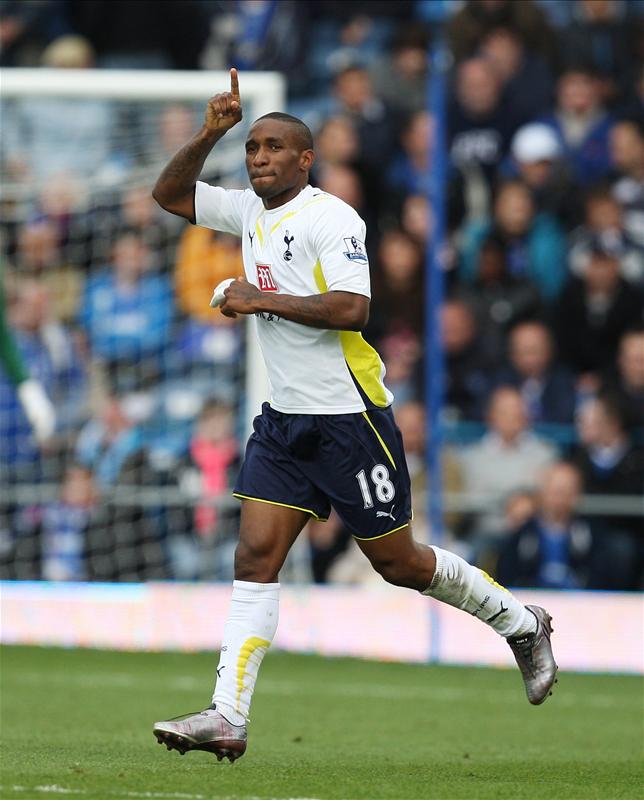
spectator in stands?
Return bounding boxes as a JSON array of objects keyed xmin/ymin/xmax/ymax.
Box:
[
  {"xmin": 330, "ymin": 64, "xmax": 397, "ymax": 174},
  {"xmin": 13, "ymin": 219, "xmax": 82, "ymax": 324},
  {"xmin": 79, "ymin": 229, "xmax": 173, "ymax": 391},
  {"xmin": 118, "ymin": 184, "xmax": 182, "ymax": 270},
  {"xmin": 313, "ymin": 116, "xmax": 382, "ymax": 230},
  {"xmin": 568, "ymin": 187, "xmax": 643, "ymax": 284},
  {"xmin": 400, "ymin": 193, "xmax": 431, "ymax": 246},
  {"xmin": 479, "ymin": 26, "xmax": 554, "ymax": 125},
  {"xmin": 378, "ymin": 329, "xmax": 423, "ymax": 406},
  {"xmin": 174, "ymin": 227, "xmax": 242, "ymax": 327},
  {"xmin": 1, "ymin": 36, "xmax": 116, "ymax": 184},
  {"xmin": 609, "ymin": 119, "xmax": 644, "ymax": 249},
  {"xmin": 386, "ymin": 110, "xmax": 433, "ymax": 198},
  {"xmin": 441, "ymin": 298, "xmax": 496, "ymax": 421},
  {"xmin": 367, "ymin": 229, "xmax": 424, "ymax": 375},
  {"xmin": 561, "ymin": 0, "xmax": 642, "ymax": 106},
  {"xmin": 554, "ymin": 238, "xmax": 644, "ymax": 379},
  {"xmin": 459, "ymin": 386, "xmax": 557, "ymax": 547},
  {"xmin": 395, "ymin": 399, "xmax": 465, "ymax": 543},
  {"xmin": 183, "ymin": 398, "xmax": 239, "ymax": 540},
  {"xmin": 495, "ymin": 321, "xmax": 577, "ymax": 425},
  {"xmin": 507, "ymin": 122, "xmax": 581, "ymax": 228},
  {"xmin": 496, "ymin": 461, "xmax": 630, "ymax": 590},
  {"xmin": 314, "ymin": 115, "xmax": 361, "ymax": 170},
  {"xmin": 572, "ymin": 393, "xmax": 644, "ymax": 588},
  {"xmin": 170, "ymin": 399, "xmax": 240, "ymax": 580},
  {"xmin": 447, "ymin": 0, "xmax": 556, "ymax": 66},
  {"xmin": 540, "ymin": 65, "xmax": 614, "ymax": 186},
  {"xmin": 503, "ymin": 488, "xmax": 537, "ymax": 533},
  {"xmin": 75, "ymin": 393, "xmax": 148, "ymax": 488},
  {"xmin": 448, "ymin": 58, "xmax": 520, "ymax": 187},
  {"xmin": 367, "ymin": 231, "xmax": 424, "ymax": 405},
  {"xmin": 458, "ymin": 234, "xmax": 543, "ymax": 363},
  {"xmin": 172, "ymin": 224, "xmax": 242, "ymax": 399},
  {"xmin": 40, "ymin": 464, "xmax": 97, "ymax": 582},
  {"xmin": 369, "ymin": 25, "xmax": 430, "ymax": 116},
  {"xmin": 601, "ymin": 326, "xmax": 644, "ymax": 432},
  {"xmin": 156, "ymin": 105, "xmax": 202, "ymax": 171},
  {"xmin": 460, "ymin": 180, "xmax": 567, "ymax": 302},
  {"xmin": 316, "ymin": 164, "xmax": 367, "ymax": 220}
]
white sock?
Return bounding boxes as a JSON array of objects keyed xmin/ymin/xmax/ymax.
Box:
[
  {"xmin": 212, "ymin": 580, "xmax": 279, "ymax": 725},
  {"xmin": 423, "ymin": 546, "xmax": 536, "ymax": 638}
]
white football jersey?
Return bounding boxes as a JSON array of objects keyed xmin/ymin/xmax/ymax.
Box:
[{"xmin": 195, "ymin": 181, "xmax": 393, "ymax": 414}]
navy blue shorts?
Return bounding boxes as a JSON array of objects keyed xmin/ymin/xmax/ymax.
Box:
[{"xmin": 233, "ymin": 403, "xmax": 412, "ymax": 540}]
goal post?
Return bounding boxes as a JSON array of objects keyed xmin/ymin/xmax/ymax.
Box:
[{"xmin": 0, "ymin": 67, "xmax": 284, "ymax": 436}]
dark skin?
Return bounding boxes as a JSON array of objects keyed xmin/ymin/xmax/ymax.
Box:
[{"xmin": 153, "ymin": 68, "xmax": 437, "ymax": 589}]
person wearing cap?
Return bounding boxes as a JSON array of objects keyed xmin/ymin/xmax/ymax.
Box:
[{"xmin": 507, "ymin": 122, "xmax": 581, "ymax": 229}]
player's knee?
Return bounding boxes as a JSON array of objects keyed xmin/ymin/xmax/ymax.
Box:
[{"xmin": 234, "ymin": 538, "xmax": 282, "ymax": 582}]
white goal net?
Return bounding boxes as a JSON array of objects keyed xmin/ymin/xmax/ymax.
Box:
[{"xmin": 0, "ymin": 68, "xmax": 302, "ymax": 583}]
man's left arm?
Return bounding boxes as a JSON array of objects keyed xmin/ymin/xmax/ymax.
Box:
[{"xmin": 220, "ymin": 278, "xmax": 368, "ymax": 331}]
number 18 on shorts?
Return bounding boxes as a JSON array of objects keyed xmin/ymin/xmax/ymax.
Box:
[{"xmin": 234, "ymin": 404, "xmax": 413, "ymax": 540}]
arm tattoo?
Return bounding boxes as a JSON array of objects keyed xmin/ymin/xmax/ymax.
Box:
[{"xmin": 154, "ymin": 127, "xmax": 223, "ymax": 201}]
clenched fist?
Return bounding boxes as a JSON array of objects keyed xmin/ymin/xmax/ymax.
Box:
[
  {"xmin": 220, "ymin": 276, "xmax": 263, "ymax": 318},
  {"xmin": 205, "ymin": 68, "xmax": 243, "ymax": 133}
]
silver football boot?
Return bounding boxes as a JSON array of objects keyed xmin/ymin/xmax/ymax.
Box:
[
  {"xmin": 153, "ymin": 706, "xmax": 247, "ymax": 762},
  {"xmin": 507, "ymin": 605, "xmax": 558, "ymax": 705}
]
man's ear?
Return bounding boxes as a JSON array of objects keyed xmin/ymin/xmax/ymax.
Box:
[{"xmin": 300, "ymin": 149, "xmax": 315, "ymax": 172}]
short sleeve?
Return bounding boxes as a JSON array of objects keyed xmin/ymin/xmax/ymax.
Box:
[
  {"xmin": 311, "ymin": 201, "xmax": 371, "ymax": 298},
  {"xmin": 194, "ymin": 181, "xmax": 246, "ymax": 236}
]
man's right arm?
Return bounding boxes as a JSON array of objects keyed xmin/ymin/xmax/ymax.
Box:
[{"xmin": 152, "ymin": 68, "xmax": 243, "ymax": 223}]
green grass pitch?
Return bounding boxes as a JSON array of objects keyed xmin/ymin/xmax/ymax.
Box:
[{"xmin": 1, "ymin": 646, "xmax": 641, "ymax": 800}]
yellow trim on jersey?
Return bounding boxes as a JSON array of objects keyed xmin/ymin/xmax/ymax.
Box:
[
  {"xmin": 268, "ymin": 196, "xmax": 330, "ymax": 235},
  {"xmin": 313, "ymin": 260, "xmax": 389, "ymax": 408},
  {"xmin": 313, "ymin": 259, "xmax": 328, "ymax": 293},
  {"xmin": 340, "ymin": 332, "xmax": 390, "ymax": 407},
  {"xmin": 232, "ymin": 493, "xmax": 327, "ymax": 521},
  {"xmin": 236, "ymin": 636, "xmax": 270, "ymax": 708},
  {"xmin": 254, "ymin": 216, "xmax": 264, "ymax": 247},
  {"xmin": 353, "ymin": 522, "xmax": 410, "ymax": 542},
  {"xmin": 361, "ymin": 411, "xmax": 396, "ymax": 470}
]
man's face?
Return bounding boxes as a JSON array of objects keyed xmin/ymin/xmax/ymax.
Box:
[
  {"xmin": 619, "ymin": 334, "xmax": 644, "ymax": 389},
  {"xmin": 456, "ymin": 60, "xmax": 500, "ymax": 116},
  {"xmin": 510, "ymin": 324, "xmax": 552, "ymax": 378},
  {"xmin": 558, "ymin": 72, "xmax": 597, "ymax": 115},
  {"xmin": 245, "ymin": 119, "xmax": 313, "ymax": 204},
  {"xmin": 488, "ymin": 389, "xmax": 527, "ymax": 442}
]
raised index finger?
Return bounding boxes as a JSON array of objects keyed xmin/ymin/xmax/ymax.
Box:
[{"xmin": 230, "ymin": 67, "xmax": 240, "ymax": 99}]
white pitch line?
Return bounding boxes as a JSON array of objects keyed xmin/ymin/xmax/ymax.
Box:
[
  {"xmin": 3, "ymin": 787, "xmax": 325, "ymax": 800},
  {"xmin": 6, "ymin": 670, "xmax": 632, "ymax": 709}
]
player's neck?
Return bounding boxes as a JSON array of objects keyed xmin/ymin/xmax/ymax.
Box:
[{"xmin": 262, "ymin": 182, "xmax": 308, "ymax": 210}]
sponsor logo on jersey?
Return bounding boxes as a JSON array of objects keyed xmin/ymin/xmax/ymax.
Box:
[
  {"xmin": 256, "ymin": 263, "xmax": 278, "ymax": 291},
  {"xmin": 343, "ymin": 236, "xmax": 368, "ymax": 264}
]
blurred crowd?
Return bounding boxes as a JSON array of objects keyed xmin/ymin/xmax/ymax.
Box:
[{"xmin": 1, "ymin": 0, "xmax": 643, "ymax": 589}]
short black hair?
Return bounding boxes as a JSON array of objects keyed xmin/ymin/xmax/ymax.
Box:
[{"xmin": 253, "ymin": 112, "xmax": 314, "ymax": 151}]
